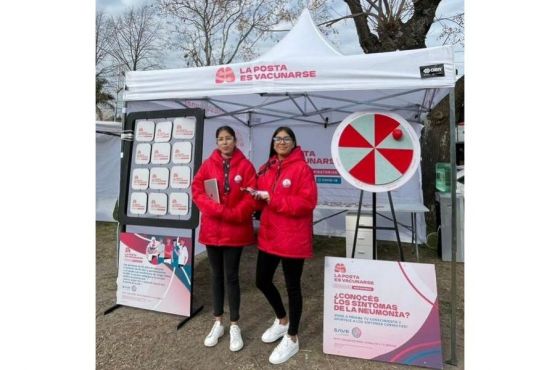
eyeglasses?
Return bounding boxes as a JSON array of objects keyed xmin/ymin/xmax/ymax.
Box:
[
  {"xmin": 217, "ymin": 136, "xmax": 235, "ymax": 143},
  {"xmin": 272, "ymin": 136, "xmax": 293, "ymax": 144}
]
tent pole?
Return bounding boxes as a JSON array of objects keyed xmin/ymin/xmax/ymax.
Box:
[
  {"xmin": 446, "ymin": 87, "xmax": 458, "ymax": 366},
  {"xmin": 248, "ymin": 112, "xmax": 254, "ymax": 163}
]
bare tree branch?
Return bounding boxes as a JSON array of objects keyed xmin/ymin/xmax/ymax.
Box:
[
  {"xmin": 96, "ymin": 10, "xmax": 112, "ymax": 77},
  {"xmin": 107, "ymin": 4, "xmax": 164, "ymax": 72},
  {"xmin": 160, "ymin": 0, "xmax": 330, "ymax": 67}
]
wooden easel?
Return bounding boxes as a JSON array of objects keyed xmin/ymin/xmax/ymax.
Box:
[{"xmin": 350, "ymin": 190, "xmax": 404, "ymax": 261}]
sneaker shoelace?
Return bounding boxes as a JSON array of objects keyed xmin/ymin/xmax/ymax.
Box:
[{"xmin": 275, "ymin": 336, "xmax": 290, "ymax": 351}]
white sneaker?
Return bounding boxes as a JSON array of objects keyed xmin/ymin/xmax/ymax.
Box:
[
  {"xmin": 269, "ymin": 334, "xmax": 299, "ymax": 364},
  {"xmin": 204, "ymin": 321, "xmax": 224, "ymax": 347},
  {"xmin": 229, "ymin": 324, "xmax": 244, "ymax": 352},
  {"xmin": 261, "ymin": 318, "xmax": 289, "ymax": 343}
]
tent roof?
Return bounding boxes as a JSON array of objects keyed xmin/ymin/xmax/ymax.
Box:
[
  {"xmin": 123, "ymin": 9, "xmax": 456, "ymax": 126},
  {"xmin": 256, "ymin": 8, "xmax": 342, "ymax": 60}
]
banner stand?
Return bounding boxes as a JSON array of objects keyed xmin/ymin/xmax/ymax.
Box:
[
  {"xmin": 177, "ymin": 304, "xmax": 203, "ymax": 330},
  {"xmin": 104, "ymin": 221, "xmax": 125, "ymax": 316},
  {"xmin": 176, "ymin": 229, "xmax": 203, "ymax": 330},
  {"xmin": 103, "ymin": 304, "xmax": 122, "ymax": 315},
  {"xmin": 350, "ymin": 190, "xmax": 404, "ymax": 261}
]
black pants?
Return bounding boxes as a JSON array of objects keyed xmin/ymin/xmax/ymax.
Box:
[
  {"xmin": 206, "ymin": 246, "xmax": 243, "ymax": 322},
  {"xmin": 255, "ymin": 250, "xmax": 305, "ymax": 336}
]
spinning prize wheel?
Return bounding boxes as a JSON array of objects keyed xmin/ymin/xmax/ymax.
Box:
[{"xmin": 331, "ymin": 112, "xmax": 420, "ymax": 192}]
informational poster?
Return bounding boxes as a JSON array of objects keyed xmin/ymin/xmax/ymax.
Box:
[
  {"xmin": 116, "ymin": 232, "xmax": 193, "ymax": 316},
  {"xmin": 128, "ymin": 118, "xmax": 194, "ymax": 219},
  {"xmin": 118, "ymin": 109, "xmax": 204, "ymax": 229},
  {"xmin": 323, "ymin": 256, "xmax": 443, "ymax": 369}
]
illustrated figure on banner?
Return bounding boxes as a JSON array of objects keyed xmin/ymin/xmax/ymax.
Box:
[
  {"xmin": 178, "ymin": 239, "xmax": 189, "ymax": 266},
  {"xmin": 164, "ymin": 237, "xmax": 174, "ymax": 262},
  {"xmin": 145, "ymin": 236, "xmax": 159, "ymax": 264},
  {"xmin": 156, "ymin": 238, "xmax": 164, "ymax": 263}
]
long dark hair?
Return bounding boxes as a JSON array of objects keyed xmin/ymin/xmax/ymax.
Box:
[
  {"xmin": 215, "ymin": 125, "xmax": 236, "ymax": 139},
  {"xmin": 268, "ymin": 126, "xmax": 297, "ymax": 158}
]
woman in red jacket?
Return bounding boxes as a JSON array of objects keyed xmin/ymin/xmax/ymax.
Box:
[
  {"xmin": 192, "ymin": 126, "xmax": 256, "ymax": 352},
  {"xmin": 251, "ymin": 127, "xmax": 317, "ymax": 365}
]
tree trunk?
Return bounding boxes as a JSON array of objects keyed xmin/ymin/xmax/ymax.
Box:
[
  {"xmin": 343, "ymin": 0, "xmax": 441, "ymax": 53},
  {"xmin": 420, "ymin": 76, "xmax": 464, "ymax": 232}
]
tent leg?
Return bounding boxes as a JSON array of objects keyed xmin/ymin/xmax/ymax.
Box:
[
  {"xmin": 445, "ymin": 87, "xmax": 458, "ymax": 366},
  {"xmin": 372, "ymin": 193, "xmax": 377, "ymax": 260}
]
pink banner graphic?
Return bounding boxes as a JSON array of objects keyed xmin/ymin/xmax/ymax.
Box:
[
  {"xmin": 312, "ymin": 168, "xmax": 340, "ymax": 176},
  {"xmin": 116, "ymin": 232, "xmax": 192, "ymax": 316},
  {"xmin": 323, "ymin": 257, "xmax": 443, "ymax": 369}
]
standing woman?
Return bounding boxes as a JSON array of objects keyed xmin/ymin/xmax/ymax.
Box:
[
  {"xmin": 192, "ymin": 126, "xmax": 257, "ymax": 352},
  {"xmin": 252, "ymin": 127, "xmax": 317, "ymax": 364}
]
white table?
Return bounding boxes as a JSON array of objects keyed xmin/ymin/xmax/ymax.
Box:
[{"xmin": 315, "ymin": 202, "xmax": 429, "ymax": 260}]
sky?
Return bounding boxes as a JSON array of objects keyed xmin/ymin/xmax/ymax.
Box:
[{"xmin": 96, "ymin": 0, "xmax": 464, "ymax": 75}]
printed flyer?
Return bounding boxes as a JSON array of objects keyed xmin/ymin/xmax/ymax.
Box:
[
  {"xmin": 116, "ymin": 232, "xmax": 193, "ymax": 316},
  {"xmin": 323, "ymin": 256, "xmax": 443, "ymax": 369}
]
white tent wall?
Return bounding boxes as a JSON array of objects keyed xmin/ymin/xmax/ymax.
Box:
[
  {"xmin": 96, "ymin": 121, "xmax": 121, "ymax": 222},
  {"xmin": 123, "ymin": 101, "xmax": 427, "ymax": 243}
]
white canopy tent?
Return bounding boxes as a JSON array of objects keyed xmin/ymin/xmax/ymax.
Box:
[{"xmin": 119, "ymin": 9, "xmax": 456, "ymax": 243}]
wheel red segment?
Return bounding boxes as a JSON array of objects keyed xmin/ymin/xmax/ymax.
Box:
[
  {"xmin": 339, "ymin": 123, "xmax": 373, "ymax": 148},
  {"xmin": 377, "ymin": 148, "xmax": 414, "ymax": 174},
  {"xmin": 349, "ymin": 149, "xmax": 375, "ymax": 184},
  {"xmin": 374, "ymin": 114, "xmax": 400, "ymax": 146}
]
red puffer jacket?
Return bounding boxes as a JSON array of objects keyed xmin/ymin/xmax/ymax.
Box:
[
  {"xmin": 192, "ymin": 148, "xmax": 257, "ymax": 247},
  {"xmin": 256, "ymin": 146, "xmax": 317, "ymax": 258}
]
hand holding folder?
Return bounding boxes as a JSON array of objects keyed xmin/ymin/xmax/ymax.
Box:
[{"xmin": 204, "ymin": 178, "xmax": 220, "ymax": 204}]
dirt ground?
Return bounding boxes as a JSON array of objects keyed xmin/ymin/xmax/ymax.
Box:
[{"xmin": 96, "ymin": 222, "xmax": 463, "ymax": 370}]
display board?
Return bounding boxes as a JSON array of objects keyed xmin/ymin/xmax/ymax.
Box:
[
  {"xmin": 323, "ymin": 256, "xmax": 443, "ymax": 369},
  {"xmin": 118, "ymin": 109, "xmax": 205, "ymax": 229},
  {"xmin": 116, "ymin": 232, "xmax": 193, "ymax": 316},
  {"xmin": 331, "ymin": 112, "xmax": 420, "ymax": 193}
]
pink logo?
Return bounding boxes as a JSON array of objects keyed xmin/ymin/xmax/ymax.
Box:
[
  {"xmin": 335, "ymin": 263, "xmax": 346, "ymax": 273},
  {"xmin": 351, "ymin": 327, "xmax": 362, "ymax": 338},
  {"xmin": 215, "ymin": 67, "xmax": 235, "ymax": 83}
]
